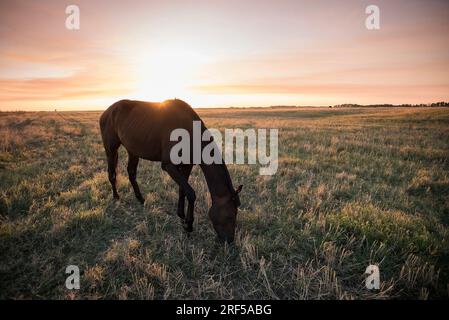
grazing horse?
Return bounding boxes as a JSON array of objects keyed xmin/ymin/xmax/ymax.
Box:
[{"xmin": 99, "ymin": 99, "xmax": 242, "ymax": 243}]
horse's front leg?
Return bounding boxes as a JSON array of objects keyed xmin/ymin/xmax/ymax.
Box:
[
  {"xmin": 177, "ymin": 186, "xmax": 186, "ymax": 220},
  {"xmin": 162, "ymin": 163, "xmax": 196, "ymax": 232},
  {"xmin": 185, "ymin": 200, "xmax": 195, "ymax": 233},
  {"xmin": 176, "ymin": 164, "xmax": 193, "ymax": 220}
]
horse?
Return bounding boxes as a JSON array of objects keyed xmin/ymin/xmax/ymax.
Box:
[{"xmin": 99, "ymin": 99, "xmax": 242, "ymax": 243}]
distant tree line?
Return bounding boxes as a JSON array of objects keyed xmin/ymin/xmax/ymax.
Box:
[
  {"xmin": 266, "ymin": 102, "xmax": 449, "ymax": 109},
  {"xmin": 333, "ymin": 102, "xmax": 449, "ymax": 108}
]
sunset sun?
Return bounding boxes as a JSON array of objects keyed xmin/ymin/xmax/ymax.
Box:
[{"xmin": 133, "ymin": 47, "xmax": 208, "ymax": 102}]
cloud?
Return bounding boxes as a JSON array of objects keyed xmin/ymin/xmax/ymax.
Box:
[{"xmin": 0, "ymin": 66, "xmax": 135, "ymax": 105}]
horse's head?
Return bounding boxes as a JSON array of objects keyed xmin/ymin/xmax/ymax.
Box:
[{"xmin": 208, "ymin": 185, "xmax": 243, "ymax": 244}]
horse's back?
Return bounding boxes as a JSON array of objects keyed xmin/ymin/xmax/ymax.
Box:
[{"xmin": 100, "ymin": 99, "xmax": 201, "ymax": 161}]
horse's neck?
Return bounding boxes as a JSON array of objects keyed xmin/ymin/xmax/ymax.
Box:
[{"xmin": 200, "ymin": 163, "xmax": 234, "ymax": 203}]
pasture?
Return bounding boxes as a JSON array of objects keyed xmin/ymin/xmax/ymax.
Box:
[{"xmin": 0, "ymin": 107, "xmax": 448, "ymax": 299}]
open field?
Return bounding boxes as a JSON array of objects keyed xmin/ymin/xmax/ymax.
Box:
[{"xmin": 0, "ymin": 107, "xmax": 448, "ymax": 299}]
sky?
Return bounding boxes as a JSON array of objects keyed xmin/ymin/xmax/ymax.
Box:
[{"xmin": 0, "ymin": 0, "xmax": 448, "ymax": 110}]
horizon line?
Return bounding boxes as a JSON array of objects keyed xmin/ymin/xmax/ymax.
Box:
[{"xmin": 1, "ymin": 101, "xmax": 449, "ymax": 113}]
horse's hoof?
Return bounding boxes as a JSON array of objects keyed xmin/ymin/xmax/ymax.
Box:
[
  {"xmin": 177, "ymin": 213, "xmax": 186, "ymax": 220},
  {"xmin": 137, "ymin": 198, "xmax": 145, "ymax": 205},
  {"xmin": 183, "ymin": 222, "xmax": 193, "ymax": 233}
]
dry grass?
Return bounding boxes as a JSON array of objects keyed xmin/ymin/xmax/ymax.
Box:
[{"xmin": 0, "ymin": 107, "xmax": 448, "ymax": 299}]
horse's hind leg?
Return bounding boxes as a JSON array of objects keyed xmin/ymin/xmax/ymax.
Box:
[
  {"xmin": 103, "ymin": 137, "xmax": 121, "ymax": 200},
  {"xmin": 107, "ymin": 150, "xmax": 120, "ymax": 200},
  {"xmin": 127, "ymin": 151, "xmax": 145, "ymax": 204},
  {"xmin": 177, "ymin": 164, "xmax": 193, "ymax": 220}
]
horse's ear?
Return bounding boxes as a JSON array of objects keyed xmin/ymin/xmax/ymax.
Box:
[{"xmin": 235, "ymin": 185, "xmax": 243, "ymax": 194}]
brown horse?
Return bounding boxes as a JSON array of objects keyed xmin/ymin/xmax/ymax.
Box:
[{"xmin": 99, "ymin": 99, "xmax": 242, "ymax": 243}]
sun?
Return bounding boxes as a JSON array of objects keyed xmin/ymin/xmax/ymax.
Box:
[{"xmin": 133, "ymin": 47, "xmax": 207, "ymax": 102}]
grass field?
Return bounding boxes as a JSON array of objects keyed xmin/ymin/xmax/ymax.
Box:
[{"xmin": 0, "ymin": 107, "xmax": 448, "ymax": 299}]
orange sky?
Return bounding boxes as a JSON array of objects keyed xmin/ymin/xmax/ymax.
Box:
[{"xmin": 1, "ymin": 0, "xmax": 449, "ymax": 110}]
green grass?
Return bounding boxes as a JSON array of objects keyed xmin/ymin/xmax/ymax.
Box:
[{"xmin": 0, "ymin": 107, "xmax": 448, "ymax": 299}]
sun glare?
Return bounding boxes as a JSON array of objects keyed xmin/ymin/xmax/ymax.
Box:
[{"xmin": 133, "ymin": 47, "xmax": 208, "ymax": 102}]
